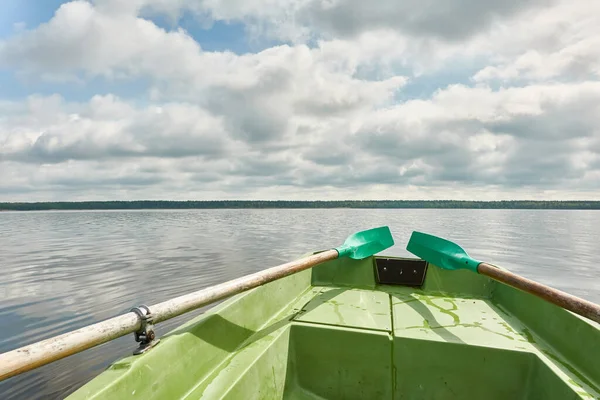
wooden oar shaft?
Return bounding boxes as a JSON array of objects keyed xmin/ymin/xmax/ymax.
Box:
[
  {"xmin": 151, "ymin": 249, "xmax": 338, "ymax": 324},
  {"xmin": 477, "ymin": 262, "xmax": 600, "ymax": 324},
  {"xmin": 0, "ymin": 249, "xmax": 339, "ymax": 382}
]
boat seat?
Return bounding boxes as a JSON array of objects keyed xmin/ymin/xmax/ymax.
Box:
[{"xmin": 285, "ymin": 286, "xmax": 598, "ymax": 400}]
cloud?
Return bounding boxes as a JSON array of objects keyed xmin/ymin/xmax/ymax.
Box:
[
  {"xmin": 0, "ymin": 0, "xmax": 599, "ymax": 200},
  {"xmin": 353, "ymin": 82, "xmax": 600, "ymax": 187},
  {"xmin": 296, "ymin": 0, "xmax": 552, "ymax": 41},
  {"xmin": 0, "ymin": 2, "xmax": 406, "ymax": 149},
  {"xmin": 1, "ymin": 95, "xmax": 230, "ymax": 164},
  {"xmin": 0, "ymin": 1, "xmax": 203, "ymax": 81},
  {"xmin": 471, "ymin": 0, "xmax": 600, "ymax": 82},
  {"xmin": 5, "ymin": 81, "xmax": 597, "ymax": 198},
  {"xmin": 91, "ymin": 0, "xmax": 555, "ymax": 44}
]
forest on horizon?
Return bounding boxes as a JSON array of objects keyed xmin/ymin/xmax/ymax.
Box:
[{"xmin": 2, "ymin": 200, "xmax": 600, "ymax": 211}]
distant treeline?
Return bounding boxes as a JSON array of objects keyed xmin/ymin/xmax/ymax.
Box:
[{"xmin": 1, "ymin": 200, "xmax": 600, "ymax": 211}]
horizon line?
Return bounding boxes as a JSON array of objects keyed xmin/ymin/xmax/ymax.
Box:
[
  {"xmin": 2, "ymin": 200, "xmax": 600, "ymax": 204},
  {"xmin": 2, "ymin": 199, "xmax": 600, "ymax": 211}
]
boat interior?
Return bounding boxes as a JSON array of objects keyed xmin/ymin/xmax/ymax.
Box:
[{"xmin": 71, "ymin": 255, "xmax": 600, "ymax": 399}]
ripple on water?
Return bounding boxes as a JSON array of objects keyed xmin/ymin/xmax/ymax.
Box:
[{"xmin": 0, "ymin": 209, "xmax": 599, "ymax": 399}]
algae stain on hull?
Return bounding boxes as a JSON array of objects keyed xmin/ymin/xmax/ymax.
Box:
[
  {"xmin": 469, "ymin": 322, "xmax": 514, "ymax": 341},
  {"xmin": 520, "ymin": 328, "xmax": 536, "ymax": 344},
  {"xmin": 499, "ymin": 322, "xmax": 518, "ymax": 335},
  {"xmin": 328, "ymin": 300, "xmax": 346, "ymax": 325},
  {"xmin": 542, "ymin": 350, "xmax": 600, "ymax": 397},
  {"xmin": 405, "ymin": 321, "xmax": 516, "ymax": 341},
  {"xmin": 415, "ymin": 294, "xmax": 461, "ymax": 325},
  {"xmin": 403, "ymin": 297, "xmax": 518, "ymax": 342}
]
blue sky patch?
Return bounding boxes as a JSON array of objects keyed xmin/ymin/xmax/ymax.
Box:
[{"xmin": 0, "ymin": 0, "xmax": 69, "ymax": 37}]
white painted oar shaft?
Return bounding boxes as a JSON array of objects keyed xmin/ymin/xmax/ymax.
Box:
[{"xmin": 0, "ymin": 249, "xmax": 339, "ymax": 382}]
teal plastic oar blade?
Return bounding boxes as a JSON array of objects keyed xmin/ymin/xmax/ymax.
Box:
[
  {"xmin": 406, "ymin": 231, "xmax": 480, "ymax": 272},
  {"xmin": 335, "ymin": 226, "xmax": 394, "ymax": 260}
]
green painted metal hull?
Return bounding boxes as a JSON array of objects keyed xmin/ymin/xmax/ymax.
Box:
[{"xmin": 69, "ymin": 256, "xmax": 600, "ymax": 399}]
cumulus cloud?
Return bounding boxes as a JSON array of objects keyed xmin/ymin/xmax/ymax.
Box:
[
  {"xmin": 1, "ymin": 95, "xmax": 230, "ymax": 163},
  {"xmin": 353, "ymin": 82, "xmax": 600, "ymax": 187},
  {"xmin": 0, "ymin": 3, "xmax": 406, "ymax": 148},
  {"xmin": 91, "ymin": 0, "xmax": 555, "ymax": 43},
  {"xmin": 0, "ymin": 0, "xmax": 599, "ymax": 200},
  {"xmin": 296, "ymin": 0, "xmax": 552, "ymax": 41},
  {"xmin": 0, "ymin": 1, "xmax": 204, "ymax": 81},
  {"xmin": 471, "ymin": 0, "xmax": 600, "ymax": 82}
]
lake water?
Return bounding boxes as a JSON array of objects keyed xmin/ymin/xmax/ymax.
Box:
[{"xmin": 1, "ymin": 209, "xmax": 599, "ymax": 399}]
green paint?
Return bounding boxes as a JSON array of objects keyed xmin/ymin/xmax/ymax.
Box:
[
  {"xmin": 405, "ymin": 318, "xmax": 432, "ymax": 330},
  {"xmin": 499, "ymin": 321, "xmax": 518, "ymax": 335},
  {"xmin": 329, "ymin": 300, "xmax": 346, "ymax": 325},
  {"xmin": 570, "ymin": 380, "xmax": 598, "ymax": 399},
  {"xmin": 417, "ymin": 295, "xmax": 461, "ymax": 324},
  {"xmin": 285, "ymin": 324, "xmax": 393, "ymax": 399},
  {"xmin": 406, "ymin": 231, "xmax": 481, "ymax": 272},
  {"xmin": 469, "ymin": 322, "xmax": 515, "ymax": 341},
  {"xmin": 520, "ymin": 327, "xmax": 536, "ymax": 344},
  {"xmin": 392, "ymin": 297, "xmax": 421, "ymax": 305},
  {"xmin": 443, "ymin": 298, "xmax": 458, "ymax": 311},
  {"xmin": 493, "ymin": 281, "xmax": 600, "ymax": 389},
  {"xmin": 570, "ymin": 379, "xmax": 584, "ymax": 389},
  {"xmin": 542, "ymin": 350, "xmax": 600, "ymax": 395},
  {"xmin": 68, "ymin": 252, "xmax": 599, "ymax": 400},
  {"xmin": 405, "ymin": 321, "xmax": 516, "ymax": 341},
  {"xmin": 493, "ymin": 302, "xmax": 512, "ymax": 316},
  {"xmin": 296, "ymin": 288, "xmax": 391, "ymax": 332},
  {"xmin": 349, "ymin": 304, "xmax": 368, "ymax": 311},
  {"xmin": 311, "ymin": 255, "xmax": 377, "ymax": 289}
]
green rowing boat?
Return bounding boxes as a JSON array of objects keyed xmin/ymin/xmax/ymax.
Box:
[{"xmin": 65, "ymin": 233, "xmax": 599, "ymax": 399}]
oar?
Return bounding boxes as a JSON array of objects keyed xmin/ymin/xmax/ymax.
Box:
[
  {"xmin": 0, "ymin": 226, "xmax": 394, "ymax": 382},
  {"xmin": 406, "ymin": 231, "xmax": 600, "ymax": 324}
]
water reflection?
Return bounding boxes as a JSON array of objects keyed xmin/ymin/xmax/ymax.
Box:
[{"xmin": 0, "ymin": 209, "xmax": 598, "ymax": 399}]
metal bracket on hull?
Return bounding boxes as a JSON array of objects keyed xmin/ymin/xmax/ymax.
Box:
[
  {"xmin": 375, "ymin": 258, "xmax": 428, "ymax": 287},
  {"xmin": 130, "ymin": 305, "xmax": 160, "ymax": 355}
]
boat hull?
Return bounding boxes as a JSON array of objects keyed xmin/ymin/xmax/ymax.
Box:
[{"xmin": 69, "ymin": 255, "xmax": 600, "ymax": 399}]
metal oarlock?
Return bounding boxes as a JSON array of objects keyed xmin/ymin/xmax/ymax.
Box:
[{"xmin": 130, "ymin": 305, "xmax": 160, "ymax": 355}]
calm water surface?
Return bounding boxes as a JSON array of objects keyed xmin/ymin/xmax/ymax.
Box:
[{"xmin": 1, "ymin": 209, "xmax": 599, "ymax": 399}]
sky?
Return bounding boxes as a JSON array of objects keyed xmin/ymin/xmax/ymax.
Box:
[{"xmin": 0, "ymin": 0, "xmax": 599, "ymax": 201}]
